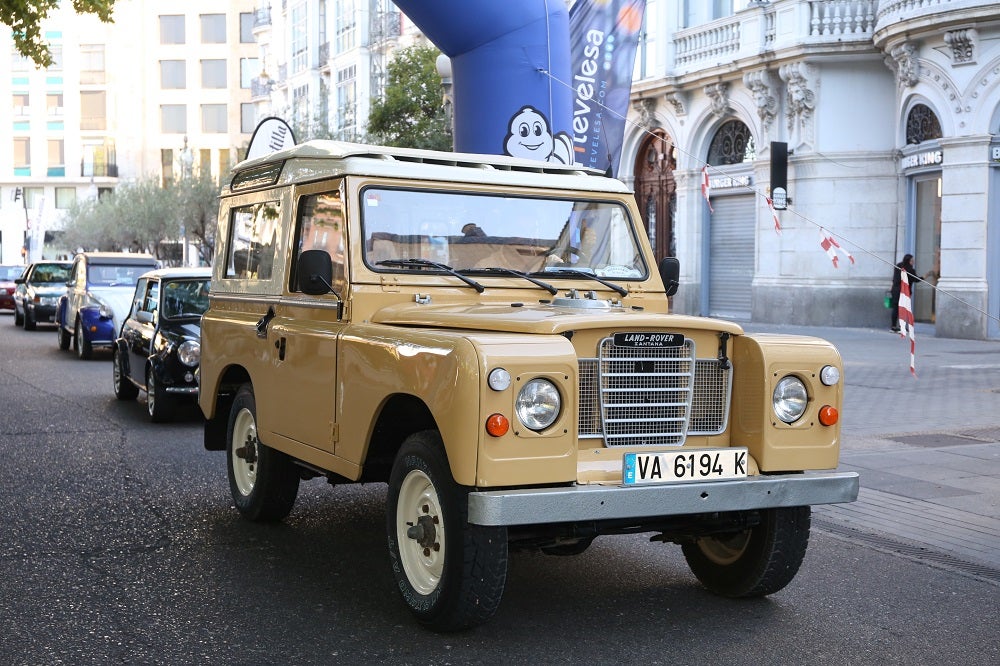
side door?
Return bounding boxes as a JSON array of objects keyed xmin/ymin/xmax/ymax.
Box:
[
  {"xmin": 64, "ymin": 257, "xmax": 86, "ymax": 330},
  {"xmin": 266, "ymin": 182, "xmax": 347, "ymax": 456},
  {"xmin": 121, "ymin": 278, "xmax": 154, "ymax": 386}
]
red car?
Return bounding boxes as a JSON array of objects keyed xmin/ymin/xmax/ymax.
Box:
[{"xmin": 0, "ymin": 264, "xmax": 25, "ymax": 311}]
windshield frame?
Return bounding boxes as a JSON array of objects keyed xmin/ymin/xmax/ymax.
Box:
[{"xmin": 358, "ymin": 184, "xmax": 649, "ymax": 283}]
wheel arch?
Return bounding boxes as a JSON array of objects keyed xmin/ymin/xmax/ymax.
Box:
[
  {"xmin": 361, "ymin": 393, "xmax": 437, "ymax": 482},
  {"xmin": 203, "ymin": 364, "xmax": 253, "ymax": 451}
]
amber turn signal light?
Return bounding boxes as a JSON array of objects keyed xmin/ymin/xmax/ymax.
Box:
[
  {"xmin": 486, "ymin": 413, "xmax": 509, "ymax": 437},
  {"xmin": 819, "ymin": 405, "xmax": 839, "ymax": 426}
]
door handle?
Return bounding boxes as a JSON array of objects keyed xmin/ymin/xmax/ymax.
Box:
[
  {"xmin": 255, "ymin": 306, "xmax": 275, "ymax": 339},
  {"xmin": 275, "ymin": 337, "xmax": 286, "ymax": 361}
]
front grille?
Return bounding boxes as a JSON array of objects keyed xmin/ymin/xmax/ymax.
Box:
[{"xmin": 578, "ymin": 337, "xmax": 731, "ymax": 447}]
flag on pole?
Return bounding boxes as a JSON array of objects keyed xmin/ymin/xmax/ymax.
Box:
[
  {"xmin": 898, "ymin": 271, "xmax": 916, "ymax": 376},
  {"xmin": 765, "ymin": 196, "xmax": 781, "ymax": 235},
  {"xmin": 701, "ymin": 166, "xmax": 714, "ymax": 212},
  {"xmin": 819, "ymin": 228, "xmax": 855, "ymax": 268}
]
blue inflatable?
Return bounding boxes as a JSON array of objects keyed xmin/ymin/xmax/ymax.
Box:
[{"xmin": 392, "ymin": 0, "xmax": 575, "ymax": 164}]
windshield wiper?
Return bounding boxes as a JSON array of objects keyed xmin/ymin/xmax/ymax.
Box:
[
  {"xmin": 536, "ymin": 268, "xmax": 629, "ymax": 297},
  {"xmin": 460, "ymin": 267, "xmax": 558, "ymax": 295},
  {"xmin": 376, "ymin": 258, "xmax": 485, "ymax": 293}
]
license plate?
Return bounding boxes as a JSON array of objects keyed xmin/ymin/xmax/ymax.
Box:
[{"xmin": 623, "ymin": 448, "xmax": 748, "ymax": 485}]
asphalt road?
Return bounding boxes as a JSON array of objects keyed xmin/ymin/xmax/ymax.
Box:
[{"xmin": 1, "ymin": 314, "xmax": 998, "ymax": 665}]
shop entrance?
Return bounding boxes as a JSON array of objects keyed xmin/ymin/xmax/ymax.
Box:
[{"xmin": 912, "ymin": 174, "xmax": 941, "ymax": 323}]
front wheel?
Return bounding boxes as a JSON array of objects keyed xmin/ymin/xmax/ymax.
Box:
[
  {"xmin": 74, "ymin": 318, "xmax": 93, "ymax": 360},
  {"xmin": 681, "ymin": 506, "xmax": 811, "ymax": 598},
  {"xmin": 146, "ymin": 367, "xmax": 175, "ymax": 422},
  {"xmin": 23, "ymin": 308, "xmax": 36, "ymax": 331},
  {"xmin": 226, "ymin": 384, "xmax": 299, "ymax": 522},
  {"xmin": 14, "ymin": 307, "xmax": 23, "ymax": 327},
  {"xmin": 387, "ymin": 430, "xmax": 508, "ymax": 632}
]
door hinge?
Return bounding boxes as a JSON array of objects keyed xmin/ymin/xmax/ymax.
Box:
[{"xmin": 330, "ymin": 422, "xmax": 339, "ymax": 444}]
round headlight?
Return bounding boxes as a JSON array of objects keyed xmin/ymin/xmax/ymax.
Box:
[
  {"xmin": 773, "ymin": 376, "xmax": 808, "ymax": 423},
  {"xmin": 515, "ymin": 378, "xmax": 561, "ymax": 431},
  {"xmin": 177, "ymin": 340, "xmax": 201, "ymax": 367},
  {"xmin": 488, "ymin": 367, "xmax": 511, "ymax": 391},
  {"xmin": 820, "ymin": 365, "xmax": 841, "ymax": 386}
]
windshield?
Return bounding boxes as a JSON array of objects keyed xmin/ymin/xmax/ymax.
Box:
[
  {"xmin": 160, "ymin": 279, "xmax": 211, "ymax": 319},
  {"xmin": 31, "ymin": 263, "xmax": 71, "ymax": 284},
  {"xmin": 87, "ymin": 264, "xmax": 152, "ymax": 287},
  {"xmin": 1, "ymin": 265, "xmax": 23, "ymax": 281},
  {"xmin": 361, "ymin": 188, "xmax": 646, "ymax": 280}
]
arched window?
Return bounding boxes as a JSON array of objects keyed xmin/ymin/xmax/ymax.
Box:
[
  {"xmin": 707, "ymin": 119, "xmax": 755, "ymax": 165},
  {"xmin": 906, "ymin": 104, "xmax": 942, "ymax": 144},
  {"xmin": 632, "ymin": 129, "xmax": 676, "ymax": 260}
]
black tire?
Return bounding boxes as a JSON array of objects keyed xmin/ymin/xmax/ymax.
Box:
[
  {"xmin": 23, "ymin": 308, "xmax": 36, "ymax": 331},
  {"xmin": 681, "ymin": 506, "xmax": 811, "ymax": 598},
  {"xmin": 226, "ymin": 384, "xmax": 299, "ymax": 522},
  {"xmin": 14, "ymin": 307, "xmax": 23, "ymax": 327},
  {"xmin": 57, "ymin": 322, "xmax": 71, "ymax": 350},
  {"xmin": 113, "ymin": 348, "xmax": 139, "ymax": 400},
  {"xmin": 146, "ymin": 367, "xmax": 175, "ymax": 422},
  {"xmin": 74, "ymin": 318, "xmax": 93, "ymax": 360},
  {"xmin": 387, "ymin": 430, "xmax": 508, "ymax": 632}
]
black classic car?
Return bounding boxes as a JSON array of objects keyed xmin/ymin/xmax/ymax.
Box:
[{"xmin": 113, "ymin": 267, "xmax": 212, "ymax": 422}]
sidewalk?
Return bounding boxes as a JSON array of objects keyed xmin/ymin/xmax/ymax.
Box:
[{"xmin": 743, "ymin": 322, "xmax": 1000, "ymax": 580}]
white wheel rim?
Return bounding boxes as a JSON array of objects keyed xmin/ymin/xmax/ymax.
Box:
[
  {"xmin": 697, "ymin": 530, "xmax": 751, "ymax": 565},
  {"xmin": 231, "ymin": 407, "xmax": 258, "ymax": 497},
  {"xmin": 396, "ymin": 468, "xmax": 445, "ymax": 596}
]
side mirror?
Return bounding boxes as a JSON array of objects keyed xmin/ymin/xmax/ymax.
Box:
[
  {"xmin": 14, "ymin": 277, "xmax": 24, "ymax": 284},
  {"xmin": 297, "ymin": 249, "xmax": 334, "ymax": 296},
  {"xmin": 136, "ymin": 311, "xmax": 154, "ymax": 324},
  {"xmin": 659, "ymin": 257, "xmax": 680, "ymax": 297}
]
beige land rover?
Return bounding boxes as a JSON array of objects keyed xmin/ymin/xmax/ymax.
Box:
[{"xmin": 199, "ymin": 141, "xmax": 859, "ymax": 631}]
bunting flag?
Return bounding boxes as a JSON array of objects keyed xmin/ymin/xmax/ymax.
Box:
[
  {"xmin": 765, "ymin": 196, "xmax": 781, "ymax": 235},
  {"xmin": 898, "ymin": 271, "xmax": 917, "ymax": 376},
  {"xmin": 819, "ymin": 228, "xmax": 855, "ymax": 268},
  {"xmin": 701, "ymin": 166, "xmax": 713, "ymax": 212}
]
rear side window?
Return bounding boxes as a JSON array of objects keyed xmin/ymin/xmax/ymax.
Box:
[{"xmin": 226, "ymin": 201, "xmax": 282, "ymax": 280}]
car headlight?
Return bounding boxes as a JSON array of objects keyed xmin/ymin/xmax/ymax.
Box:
[
  {"xmin": 87, "ymin": 294, "xmax": 114, "ymax": 319},
  {"xmin": 773, "ymin": 375, "xmax": 808, "ymax": 424},
  {"xmin": 177, "ymin": 340, "xmax": 201, "ymax": 367},
  {"xmin": 515, "ymin": 378, "xmax": 561, "ymax": 431}
]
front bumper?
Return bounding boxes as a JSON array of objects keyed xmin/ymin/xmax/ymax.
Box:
[{"xmin": 467, "ymin": 471, "xmax": 859, "ymax": 526}]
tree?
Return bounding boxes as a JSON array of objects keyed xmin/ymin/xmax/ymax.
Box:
[
  {"xmin": 59, "ymin": 172, "xmax": 222, "ymax": 264},
  {"xmin": 368, "ymin": 44, "xmax": 452, "ymax": 151},
  {"xmin": 1, "ymin": 1, "xmax": 116, "ymax": 67}
]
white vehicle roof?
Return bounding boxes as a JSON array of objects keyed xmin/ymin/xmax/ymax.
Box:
[{"xmin": 226, "ymin": 140, "xmax": 633, "ymax": 196}]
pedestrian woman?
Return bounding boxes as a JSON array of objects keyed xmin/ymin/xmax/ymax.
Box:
[{"xmin": 890, "ymin": 253, "xmax": 917, "ymax": 332}]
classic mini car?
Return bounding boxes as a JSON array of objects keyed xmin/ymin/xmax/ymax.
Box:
[
  {"xmin": 113, "ymin": 267, "xmax": 211, "ymax": 422},
  {"xmin": 56, "ymin": 252, "xmax": 158, "ymax": 359},
  {"xmin": 13, "ymin": 261, "xmax": 72, "ymax": 329},
  {"xmin": 198, "ymin": 141, "xmax": 859, "ymax": 631},
  {"xmin": 0, "ymin": 264, "xmax": 23, "ymax": 312}
]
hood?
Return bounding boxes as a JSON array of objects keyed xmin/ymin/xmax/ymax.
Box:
[
  {"xmin": 29, "ymin": 285, "xmax": 68, "ymax": 297},
  {"xmin": 371, "ymin": 299, "xmax": 744, "ymax": 336},
  {"xmin": 90, "ymin": 287, "xmax": 136, "ymax": 328},
  {"xmin": 162, "ymin": 321, "xmax": 202, "ymax": 341}
]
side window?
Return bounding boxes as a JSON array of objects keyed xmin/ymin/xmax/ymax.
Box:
[
  {"xmin": 144, "ymin": 281, "xmax": 160, "ymax": 315},
  {"xmin": 131, "ymin": 278, "xmax": 148, "ymax": 316},
  {"xmin": 293, "ymin": 187, "xmax": 345, "ymax": 293},
  {"xmin": 226, "ymin": 200, "xmax": 282, "ymax": 280}
]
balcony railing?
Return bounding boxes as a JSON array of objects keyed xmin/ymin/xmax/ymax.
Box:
[
  {"xmin": 251, "ymin": 78, "xmax": 273, "ymax": 99},
  {"xmin": 671, "ymin": 0, "xmax": 878, "ymax": 75},
  {"xmin": 254, "ymin": 7, "xmax": 271, "ymax": 28},
  {"xmin": 874, "ymin": 0, "xmax": 994, "ymax": 35},
  {"xmin": 319, "ymin": 41, "xmax": 330, "ymax": 66}
]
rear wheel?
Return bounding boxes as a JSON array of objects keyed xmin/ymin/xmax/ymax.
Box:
[
  {"xmin": 387, "ymin": 430, "xmax": 508, "ymax": 632},
  {"xmin": 57, "ymin": 322, "xmax": 71, "ymax": 350},
  {"xmin": 226, "ymin": 384, "xmax": 299, "ymax": 522},
  {"xmin": 74, "ymin": 318, "xmax": 92, "ymax": 360},
  {"xmin": 112, "ymin": 348, "xmax": 139, "ymax": 400},
  {"xmin": 146, "ymin": 367, "xmax": 175, "ymax": 422},
  {"xmin": 681, "ymin": 506, "xmax": 811, "ymax": 598}
]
